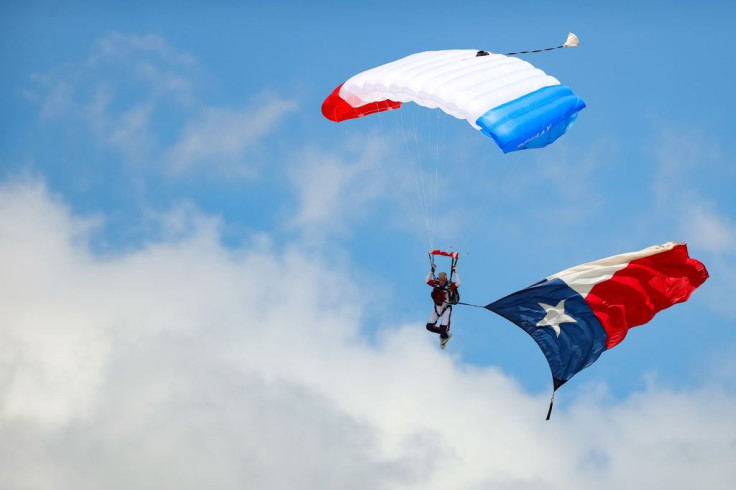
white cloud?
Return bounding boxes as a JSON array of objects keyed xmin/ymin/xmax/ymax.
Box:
[
  {"xmin": 682, "ymin": 202, "xmax": 736, "ymax": 255},
  {"xmin": 24, "ymin": 32, "xmax": 194, "ymax": 164},
  {"xmin": 680, "ymin": 202, "xmax": 736, "ymax": 319},
  {"xmin": 651, "ymin": 128, "xmax": 721, "ymax": 211},
  {"xmin": 87, "ymin": 31, "xmax": 196, "ymax": 100},
  {"xmin": 0, "ymin": 180, "xmax": 107, "ymax": 427},
  {"xmin": 91, "ymin": 32, "xmax": 195, "ymax": 63},
  {"xmin": 25, "ymin": 33, "xmax": 296, "ymax": 174},
  {"xmin": 166, "ymin": 94, "xmax": 298, "ymax": 175},
  {"xmin": 1, "ymin": 180, "xmax": 736, "ymax": 489},
  {"xmin": 24, "ymin": 75, "xmax": 75, "ymax": 120},
  {"xmin": 287, "ymin": 139, "xmax": 386, "ymax": 237},
  {"xmin": 286, "ymin": 132, "xmax": 464, "ymax": 247},
  {"xmin": 525, "ymin": 137, "xmax": 613, "ymax": 228},
  {"xmin": 646, "ymin": 127, "xmax": 736, "ymax": 319}
]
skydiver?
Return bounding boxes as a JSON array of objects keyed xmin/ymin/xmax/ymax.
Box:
[{"xmin": 426, "ymin": 262, "xmax": 460, "ymax": 349}]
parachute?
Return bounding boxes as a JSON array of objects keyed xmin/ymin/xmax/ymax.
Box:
[
  {"xmin": 320, "ymin": 34, "xmax": 586, "ymax": 249},
  {"xmin": 322, "ymin": 36, "xmax": 586, "ymax": 153}
]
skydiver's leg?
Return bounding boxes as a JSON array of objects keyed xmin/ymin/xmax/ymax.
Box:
[
  {"xmin": 439, "ymin": 307, "xmax": 452, "ymax": 339},
  {"xmin": 439, "ymin": 307, "xmax": 453, "ymax": 349},
  {"xmin": 426, "ymin": 309, "xmax": 441, "ymax": 334}
]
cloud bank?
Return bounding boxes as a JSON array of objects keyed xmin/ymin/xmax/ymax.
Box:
[
  {"xmin": 2, "ymin": 180, "xmax": 735, "ymax": 490},
  {"xmin": 24, "ymin": 32, "xmax": 297, "ymax": 175}
]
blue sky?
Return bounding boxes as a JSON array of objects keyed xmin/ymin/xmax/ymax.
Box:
[{"xmin": 2, "ymin": 1, "xmax": 736, "ymax": 488}]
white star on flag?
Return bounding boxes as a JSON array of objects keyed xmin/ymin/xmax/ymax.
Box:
[{"xmin": 536, "ymin": 299, "xmax": 577, "ymax": 337}]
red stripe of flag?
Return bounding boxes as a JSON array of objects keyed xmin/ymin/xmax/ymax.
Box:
[{"xmin": 585, "ymin": 244, "xmax": 709, "ymax": 349}]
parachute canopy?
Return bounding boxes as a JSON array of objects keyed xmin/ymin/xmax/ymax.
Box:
[
  {"xmin": 429, "ymin": 249, "xmax": 459, "ymax": 260},
  {"xmin": 322, "ymin": 49, "xmax": 586, "ymax": 153}
]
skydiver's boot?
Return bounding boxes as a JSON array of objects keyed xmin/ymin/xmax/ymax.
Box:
[
  {"xmin": 439, "ymin": 325, "xmax": 452, "ymax": 349},
  {"xmin": 426, "ymin": 323, "xmax": 441, "ymax": 334}
]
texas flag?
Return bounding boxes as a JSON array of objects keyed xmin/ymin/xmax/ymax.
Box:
[{"xmin": 486, "ymin": 242, "xmax": 709, "ymax": 397}]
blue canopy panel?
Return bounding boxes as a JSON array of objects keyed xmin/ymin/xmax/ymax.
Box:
[{"xmin": 476, "ymin": 85, "xmax": 586, "ymax": 153}]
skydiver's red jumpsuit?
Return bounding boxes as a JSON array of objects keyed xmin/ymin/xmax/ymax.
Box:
[{"xmin": 426, "ymin": 271, "xmax": 460, "ymax": 339}]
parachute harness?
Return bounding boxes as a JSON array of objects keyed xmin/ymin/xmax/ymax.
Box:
[{"xmin": 429, "ymin": 250, "xmax": 460, "ymax": 316}]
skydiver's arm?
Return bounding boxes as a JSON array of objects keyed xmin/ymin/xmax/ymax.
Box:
[
  {"xmin": 426, "ymin": 271, "xmax": 434, "ymax": 286},
  {"xmin": 452, "ymin": 272, "xmax": 460, "ymax": 289}
]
